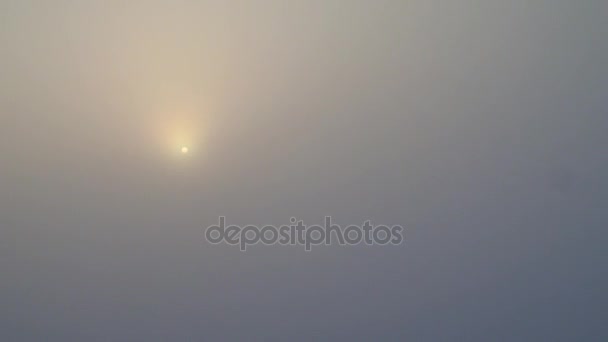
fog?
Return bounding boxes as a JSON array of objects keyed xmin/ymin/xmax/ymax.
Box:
[{"xmin": 1, "ymin": 1, "xmax": 607, "ymax": 340}]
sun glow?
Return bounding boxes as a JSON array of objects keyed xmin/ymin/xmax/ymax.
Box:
[
  {"xmin": 155, "ymin": 113, "xmax": 203, "ymax": 158},
  {"xmin": 149, "ymin": 102, "xmax": 210, "ymax": 159}
]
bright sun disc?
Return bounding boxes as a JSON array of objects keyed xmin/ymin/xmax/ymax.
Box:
[{"xmin": 181, "ymin": 146, "xmax": 189, "ymax": 154}]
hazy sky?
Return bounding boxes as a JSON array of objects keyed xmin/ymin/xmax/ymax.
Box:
[{"xmin": 1, "ymin": 1, "xmax": 607, "ymax": 340}]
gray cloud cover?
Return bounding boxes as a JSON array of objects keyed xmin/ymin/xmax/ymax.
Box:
[{"xmin": 1, "ymin": 0, "xmax": 607, "ymax": 340}]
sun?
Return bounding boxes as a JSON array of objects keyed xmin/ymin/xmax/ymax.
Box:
[{"xmin": 181, "ymin": 146, "xmax": 189, "ymax": 154}]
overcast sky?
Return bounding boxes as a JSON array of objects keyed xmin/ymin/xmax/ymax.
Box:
[{"xmin": 1, "ymin": 1, "xmax": 607, "ymax": 340}]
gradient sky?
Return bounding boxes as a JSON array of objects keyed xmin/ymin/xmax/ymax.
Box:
[{"xmin": 1, "ymin": 1, "xmax": 607, "ymax": 340}]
